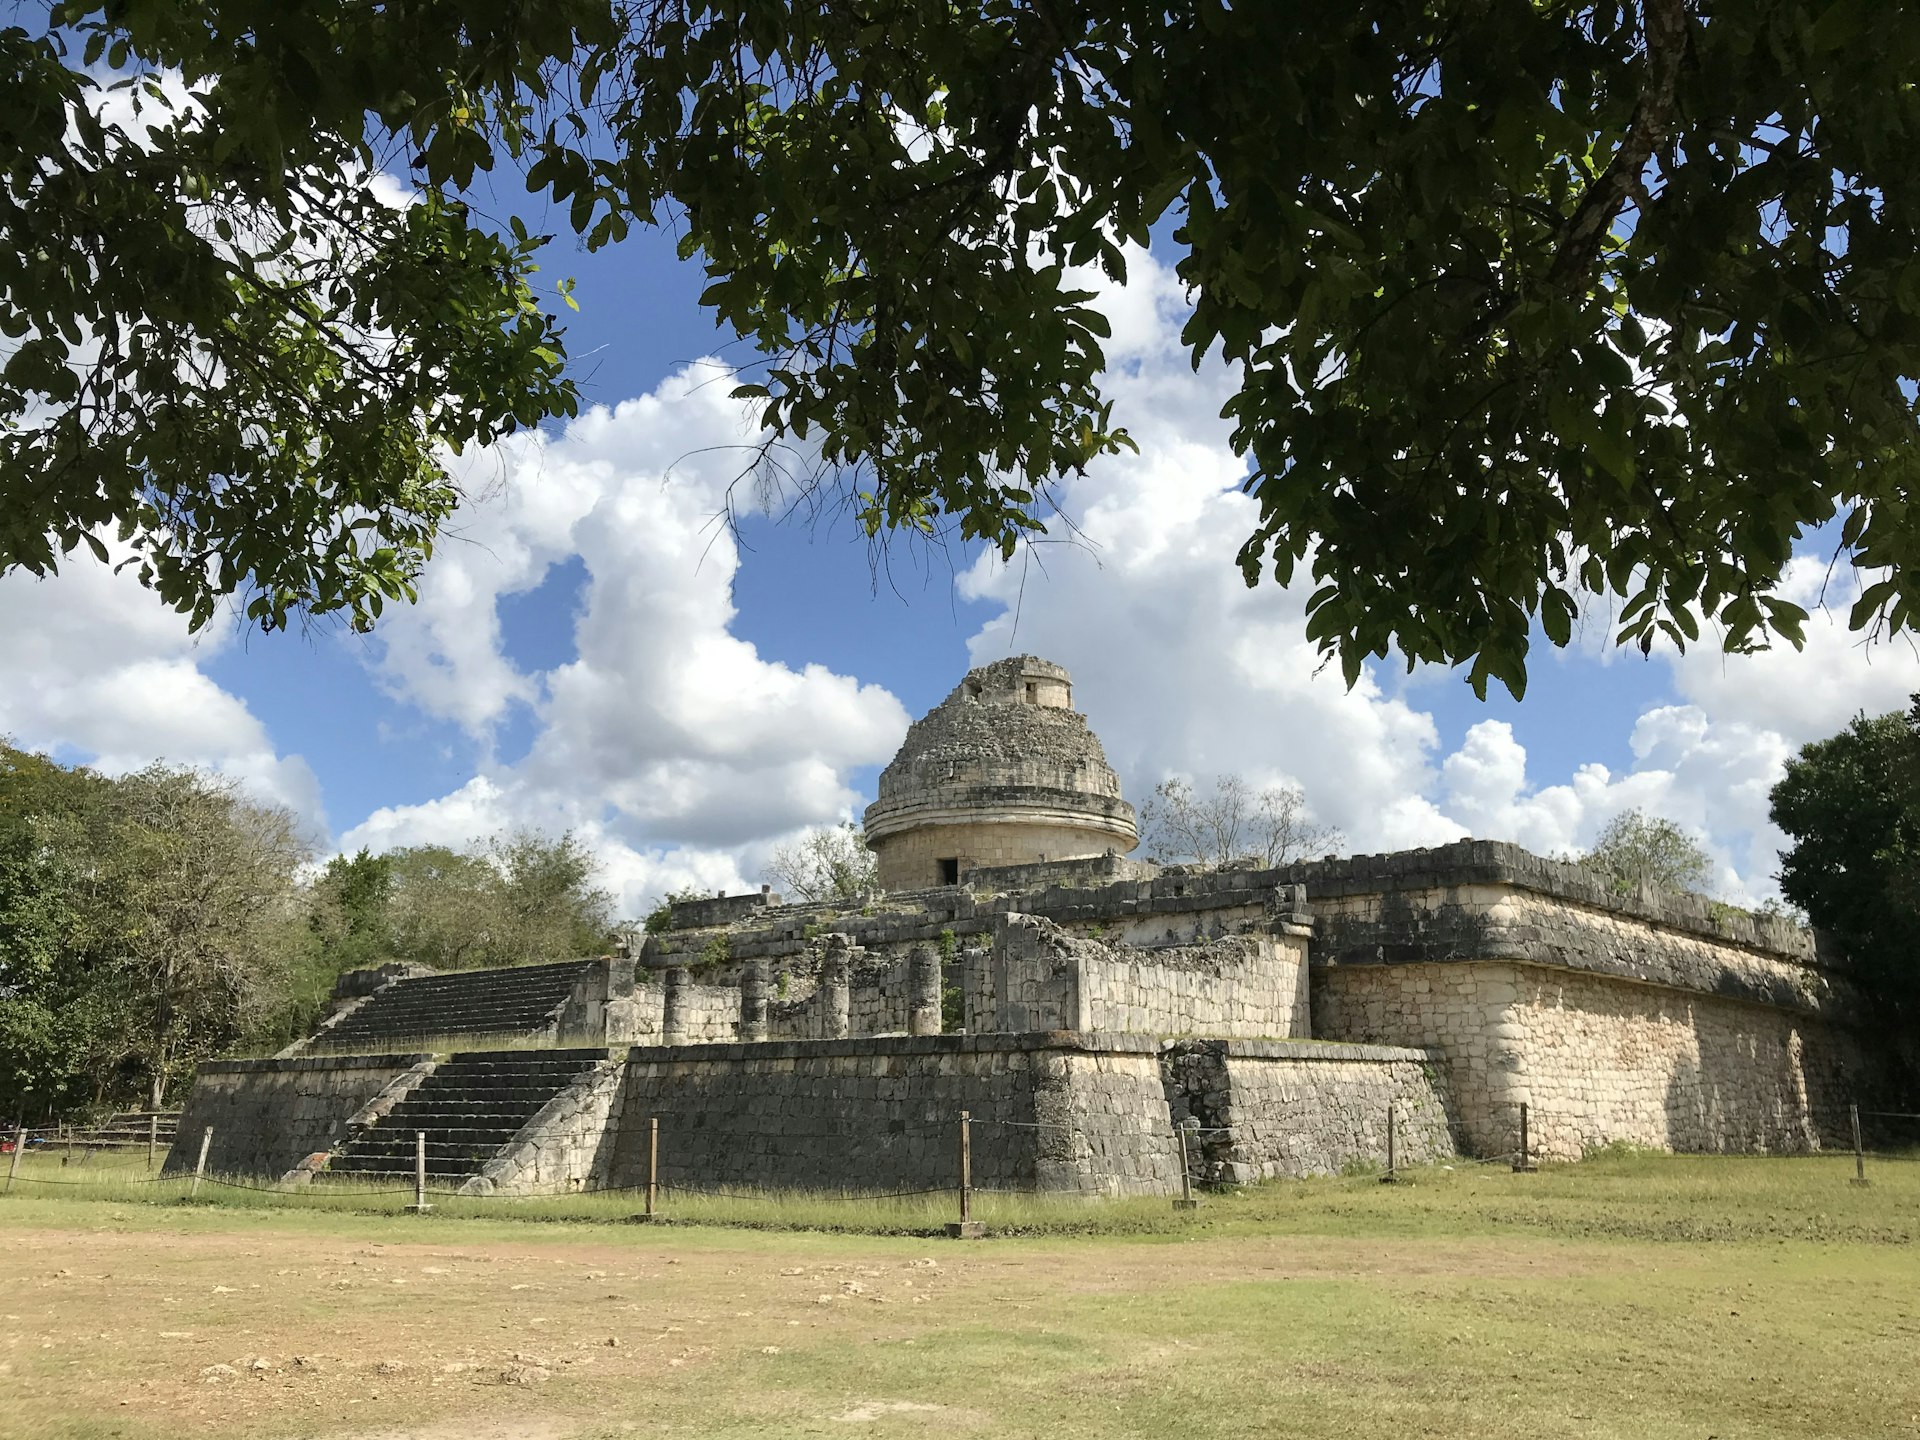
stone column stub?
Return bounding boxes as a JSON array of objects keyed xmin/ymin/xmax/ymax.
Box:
[
  {"xmin": 819, "ymin": 935, "xmax": 852, "ymax": 1040},
  {"xmin": 739, "ymin": 958, "xmax": 769, "ymax": 1042},
  {"xmin": 661, "ymin": 965, "xmax": 687, "ymax": 1046},
  {"xmin": 907, "ymin": 942, "xmax": 942, "ymax": 1036}
]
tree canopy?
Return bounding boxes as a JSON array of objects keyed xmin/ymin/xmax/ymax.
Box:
[
  {"xmin": 8, "ymin": 2, "xmax": 1919, "ymax": 692},
  {"xmin": 760, "ymin": 821, "xmax": 878, "ymax": 902},
  {"xmin": 0, "ymin": 742, "xmax": 622, "ymax": 1120},
  {"xmin": 1770, "ymin": 704, "xmax": 1920, "ymax": 1018},
  {"xmin": 310, "ymin": 832, "xmax": 618, "ymax": 973},
  {"xmin": 1575, "ymin": 806, "xmax": 1713, "ymax": 896},
  {"xmin": 1138, "ymin": 774, "xmax": 1344, "ymax": 869},
  {"xmin": 0, "ymin": 745, "xmax": 314, "ymax": 1113}
]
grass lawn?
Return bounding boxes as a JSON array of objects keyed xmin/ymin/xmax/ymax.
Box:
[{"xmin": 2, "ymin": 1150, "xmax": 1916, "ymax": 1440}]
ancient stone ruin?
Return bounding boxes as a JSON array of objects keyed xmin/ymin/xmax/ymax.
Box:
[{"xmin": 168, "ymin": 656, "xmax": 1872, "ymax": 1196}]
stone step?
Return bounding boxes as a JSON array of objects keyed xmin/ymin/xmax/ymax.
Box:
[
  {"xmin": 343, "ymin": 1141, "xmax": 526, "ymax": 1161},
  {"xmin": 385, "ymin": 1085, "xmax": 584, "ymax": 1104},
  {"xmin": 326, "ymin": 1159, "xmax": 487, "ymax": 1175},
  {"xmin": 344, "ymin": 1126, "xmax": 531, "ymax": 1147},
  {"xmin": 326, "ymin": 1048, "xmax": 601, "ymax": 1181},
  {"xmin": 324, "ymin": 1010, "xmax": 567, "ymax": 1034},
  {"xmin": 315, "ymin": 961, "xmax": 599, "ymax": 1049}
]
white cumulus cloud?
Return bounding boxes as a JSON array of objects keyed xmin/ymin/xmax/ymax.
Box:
[
  {"xmin": 338, "ymin": 363, "xmax": 912, "ymax": 911},
  {"xmin": 0, "ymin": 545, "xmax": 324, "ymax": 826}
]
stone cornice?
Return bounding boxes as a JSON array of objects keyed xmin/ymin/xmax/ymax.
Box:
[{"xmin": 862, "ymin": 783, "xmax": 1138, "ymax": 845}]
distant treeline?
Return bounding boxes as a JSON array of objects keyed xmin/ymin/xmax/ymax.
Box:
[{"xmin": 0, "ymin": 745, "xmax": 617, "ymax": 1121}]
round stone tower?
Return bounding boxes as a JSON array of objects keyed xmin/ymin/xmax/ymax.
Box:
[{"xmin": 863, "ymin": 656, "xmax": 1137, "ymax": 890}]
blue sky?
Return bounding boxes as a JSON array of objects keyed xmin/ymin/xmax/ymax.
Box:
[{"xmin": 5, "ymin": 218, "xmax": 1915, "ymax": 916}]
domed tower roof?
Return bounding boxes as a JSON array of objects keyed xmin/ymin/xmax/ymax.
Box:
[{"xmin": 863, "ymin": 657, "xmax": 1137, "ymax": 889}]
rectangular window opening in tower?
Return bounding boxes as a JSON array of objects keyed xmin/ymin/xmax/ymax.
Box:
[
  {"xmin": 1025, "ymin": 683, "xmax": 1037, "ymax": 703},
  {"xmin": 938, "ymin": 858, "xmax": 959, "ymax": 885}
]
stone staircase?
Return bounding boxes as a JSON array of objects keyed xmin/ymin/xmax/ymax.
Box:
[
  {"xmin": 313, "ymin": 960, "xmax": 597, "ymax": 1051},
  {"xmin": 326, "ymin": 1050, "xmax": 610, "ymax": 1184}
]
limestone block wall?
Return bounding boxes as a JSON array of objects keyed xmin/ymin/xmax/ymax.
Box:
[
  {"xmin": 609, "ymin": 977, "xmax": 738, "ymax": 1043},
  {"xmin": 1078, "ymin": 933, "xmax": 1309, "ymax": 1037},
  {"xmin": 849, "ymin": 952, "xmax": 914, "ymax": 1035},
  {"xmin": 462, "ymin": 1057, "xmax": 627, "ymax": 1194},
  {"xmin": 609, "ymin": 1034, "xmax": 1180, "ymax": 1196},
  {"xmin": 1508, "ymin": 967, "xmax": 1858, "ymax": 1158},
  {"xmin": 1300, "ymin": 842, "xmax": 1868, "ymax": 1159},
  {"xmin": 1314, "ymin": 960, "xmax": 1862, "ymax": 1159},
  {"xmin": 554, "ymin": 957, "xmax": 637, "ymax": 1043},
  {"xmin": 1313, "ymin": 962, "xmax": 1520, "ymax": 1155},
  {"xmin": 875, "ymin": 816, "xmax": 1129, "ymax": 891},
  {"xmin": 164, "ymin": 1054, "xmax": 432, "ymax": 1178},
  {"xmin": 1311, "ymin": 880, "xmax": 1851, "ymax": 1019},
  {"xmin": 1030, "ymin": 1044, "xmax": 1185, "ymax": 1194},
  {"xmin": 756, "ymin": 950, "xmax": 918, "ymax": 1039},
  {"xmin": 974, "ymin": 913, "xmax": 1309, "ymax": 1038},
  {"xmin": 1163, "ymin": 1039, "xmax": 1455, "ymax": 1183}
]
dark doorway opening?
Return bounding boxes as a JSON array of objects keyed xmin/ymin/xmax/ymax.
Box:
[{"xmin": 938, "ymin": 858, "xmax": 960, "ymax": 885}]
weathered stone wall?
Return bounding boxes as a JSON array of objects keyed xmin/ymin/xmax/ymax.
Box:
[
  {"xmin": 1163, "ymin": 1039, "xmax": 1455, "ymax": 1182},
  {"xmin": 1312, "ymin": 961, "xmax": 1519, "ymax": 1155},
  {"xmin": 979, "ymin": 913, "xmax": 1309, "ymax": 1038},
  {"xmin": 1032, "ymin": 1044, "xmax": 1185, "ymax": 1194},
  {"xmin": 874, "ymin": 816, "xmax": 1131, "ymax": 891},
  {"xmin": 1079, "ymin": 933, "xmax": 1308, "ymax": 1037},
  {"xmin": 1311, "ymin": 879, "xmax": 1852, "ymax": 1020},
  {"xmin": 164, "ymin": 1054, "xmax": 431, "ymax": 1178},
  {"xmin": 1314, "ymin": 959, "xmax": 1861, "ymax": 1159},
  {"xmin": 609, "ymin": 1034, "xmax": 1180, "ymax": 1196},
  {"xmin": 462, "ymin": 1057, "xmax": 627, "ymax": 1194},
  {"xmin": 1509, "ymin": 967, "xmax": 1859, "ymax": 1159},
  {"xmin": 554, "ymin": 957, "xmax": 637, "ymax": 1043},
  {"xmin": 608, "ymin": 976, "xmax": 737, "ymax": 1043}
]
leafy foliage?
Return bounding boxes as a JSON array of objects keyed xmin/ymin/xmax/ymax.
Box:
[
  {"xmin": 313, "ymin": 831, "xmax": 618, "ymax": 972},
  {"xmin": 644, "ymin": 886, "xmax": 709, "ymax": 934},
  {"xmin": 0, "ymin": 746, "xmax": 314, "ymax": 1114},
  {"xmin": 1138, "ymin": 775, "xmax": 1344, "ymax": 868},
  {"xmin": 761, "ymin": 821, "xmax": 878, "ymax": 902},
  {"xmin": 0, "ymin": 751, "xmax": 621, "ymax": 1120},
  {"xmin": 1770, "ymin": 705, "xmax": 1920, "ymax": 1017},
  {"xmin": 3, "ymin": 8, "xmax": 578, "ymax": 633},
  {"xmin": 1576, "ymin": 808, "xmax": 1714, "ymax": 896},
  {"xmin": 12, "ymin": 2, "xmax": 1920, "ymax": 690}
]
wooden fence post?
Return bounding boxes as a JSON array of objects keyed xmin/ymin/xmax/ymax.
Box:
[
  {"xmin": 646, "ymin": 1117, "xmax": 659, "ymax": 1221},
  {"xmin": 1850, "ymin": 1104, "xmax": 1870, "ymax": 1188},
  {"xmin": 1511, "ymin": 1103, "xmax": 1537, "ymax": 1173},
  {"xmin": 1381, "ymin": 1101, "xmax": 1399, "ymax": 1185},
  {"xmin": 946, "ymin": 1111, "xmax": 983, "ymax": 1238},
  {"xmin": 189, "ymin": 1127, "xmax": 212, "ymax": 1198},
  {"xmin": 1175, "ymin": 1118, "xmax": 1199, "ymax": 1210},
  {"xmin": 5, "ymin": 1122, "xmax": 23, "ymax": 1194},
  {"xmin": 147, "ymin": 1113, "xmax": 159, "ymax": 1171},
  {"xmin": 406, "ymin": 1131, "xmax": 433, "ymax": 1213}
]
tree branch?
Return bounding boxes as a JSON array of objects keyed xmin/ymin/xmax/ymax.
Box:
[{"xmin": 1545, "ymin": 0, "xmax": 1689, "ymax": 293}]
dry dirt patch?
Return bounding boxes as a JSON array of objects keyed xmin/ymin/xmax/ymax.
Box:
[{"xmin": 0, "ymin": 1216, "xmax": 1625, "ymax": 1439}]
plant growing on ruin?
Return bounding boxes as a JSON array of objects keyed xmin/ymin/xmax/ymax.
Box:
[
  {"xmin": 761, "ymin": 823, "xmax": 877, "ymax": 904},
  {"xmin": 1577, "ymin": 809, "xmax": 1713, "ymax": 897},
  {"xmin": 692, "ymin": 934, "xmax": 731, "ymax": 976},
  {"xmin": 937, "ymin": 928, "xmax": 965, "ymax": 1033},
  {"xmin": 644, "ymin": 888, "xmax": 708, "ymax": 935},
  {"xmin": 1139, "ymin": 776, "xmax": 1344, "ymax": 869}
]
